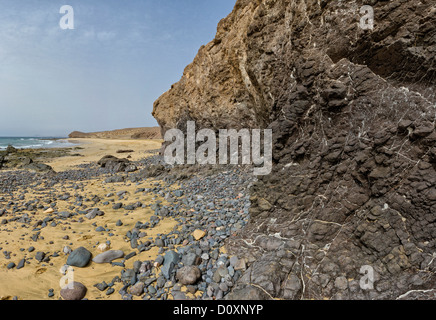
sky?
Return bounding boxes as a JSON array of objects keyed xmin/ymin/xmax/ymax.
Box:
[{"xmin": 0, "ymin": 0, "xmax": 235, "ymax": 137}]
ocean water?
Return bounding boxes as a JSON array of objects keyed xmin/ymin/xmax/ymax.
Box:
[{"xmin": 0, "ymin": 137, "xmax": 78, "ymax": 150}]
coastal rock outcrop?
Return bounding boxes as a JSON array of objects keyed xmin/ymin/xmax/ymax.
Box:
[
  {"xmin": 68, "ymin": 127, "xmax": 162, "ymax": 139},
  {"xmin": 153, "ymin": 0, "xmax": 436, "ymax": 300}
]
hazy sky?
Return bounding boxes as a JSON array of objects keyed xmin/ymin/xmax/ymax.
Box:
[{"xmin": 0, "ymin": 0, "xmax": 235, "ymax": 137}]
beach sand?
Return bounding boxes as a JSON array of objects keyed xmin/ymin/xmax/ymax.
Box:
[
  {"xmin": 47, "ymin": 138, "xmax": 163, "ymax": 172},
  {"xmin": 0, "ymin": 138, "xmax": 186, "ymax": 300},
  {"xmin": 0, "ymin": 137, "xmax": 251, "ymax": 301}
]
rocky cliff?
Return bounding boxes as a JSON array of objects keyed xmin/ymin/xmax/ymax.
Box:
[{"xmin": 153, "ymin": 0, "xmax": 436, "ymax": 300}]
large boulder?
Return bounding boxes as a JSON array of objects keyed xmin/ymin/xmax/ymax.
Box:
[
  {"xmin": 97, "ymin": 155, "xmax": 130, "ymax": 173},
  {"xmin": 5, "ymin": 145, "xmax": 17, "ymax": 154}
]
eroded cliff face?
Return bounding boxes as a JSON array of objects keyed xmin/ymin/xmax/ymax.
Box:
[{"xmin": 153, "ymin": 0, "xmax": 436, "ymax": 300}]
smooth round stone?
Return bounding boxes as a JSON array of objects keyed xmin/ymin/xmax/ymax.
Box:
[
  {"xmin": 66, "ymin": 247, "xmax": 92, "ymax": 268},
  {"xmin": 60, "ymin": 282, "xmax": 87, "ymax": 300},
  {"xmin": 92, "ymin": 250, "xmax": 124, "ymax": 264}
]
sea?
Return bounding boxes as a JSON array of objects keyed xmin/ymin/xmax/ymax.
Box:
[{"xmin": 0, "ymin": 137, "xmax": 78, "ymax": 150}]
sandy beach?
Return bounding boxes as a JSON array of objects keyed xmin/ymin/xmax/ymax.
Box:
[
  {"xmin": 0, "ymin": 137, "xmax": 252, "ymax": 301},
  {"xmin": 0, "ymin": 138, "xmax": 177, "ymax": 300},
  {"xmin": 47, "ymin": 138, "xmax": 163, "ymax": 172}
]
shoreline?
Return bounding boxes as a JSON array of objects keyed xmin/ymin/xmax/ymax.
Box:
[{"xmin": 46, "ymin": 138, "xmax": 163, "ymax": 172}]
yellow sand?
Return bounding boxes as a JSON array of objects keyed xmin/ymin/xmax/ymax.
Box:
[
  {"xmin": 0, "ymin": 138, "xmax": 186, "ymax": 300},
  {"xmin": 47, "ymin": 138, "xmax": 163, "ymax": 172}
]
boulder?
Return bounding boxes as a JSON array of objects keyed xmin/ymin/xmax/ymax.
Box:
[{"xmin": 97, "ymin": 155, "xmax": 130, "ymax": 172}]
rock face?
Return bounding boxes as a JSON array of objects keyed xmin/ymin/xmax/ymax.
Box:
[{"xmin": 153, "ymin": 0, "xmax": 436, "ymax": 300}]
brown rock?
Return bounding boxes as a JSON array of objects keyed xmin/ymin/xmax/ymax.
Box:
[
  {"xmin": 130, "ymin": 282, "xmax": 145, "ymax": 296},
  {"xmin": 176, "ymin": 266, "xmax": 201, "ymax": 285},
  {"xmin": 192, "ymin": 230, "xmax": 206, "ymax": 241},
  {"xmin": 60, "ymin": 282, "xmax": 87, "ymax": 300}
]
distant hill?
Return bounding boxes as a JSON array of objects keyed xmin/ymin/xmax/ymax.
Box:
[{"xmin": 68, "ymin": 127, "xmax": 162, "ymax": 140}]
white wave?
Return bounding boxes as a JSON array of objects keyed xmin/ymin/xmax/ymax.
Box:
[{"xmin": 19, "ymin": 144, "xmax": 43, "ymax": 148}]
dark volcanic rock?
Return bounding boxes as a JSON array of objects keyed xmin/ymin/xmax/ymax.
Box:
[
  {"xmin": 66, "ymin": 247, "xmax": 92, "ymax": 268},
  {"xmin": 6, "ymin": 145, "xmax": 17, "ymax": 154},
  {"xmin": 152, "ymin": 0, "xmax": 436, "ymax": 300},
  {"xmin": 97, "ymin": 155, "xmax": 130, "ymax": 173},
  {"xmin": 23, "ymin": 163, "xmax": 55, "ymax": 173}
]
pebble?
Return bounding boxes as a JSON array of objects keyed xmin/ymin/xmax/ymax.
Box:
[
  {"xmin": 176, "ymin": 266, "xmax": 202, "ymax": 285},
  {"xmin": 94, "ymin": 281, "xmax": 108, "ymax": 292},
  {"xmin": 161, "ymin": 251, "xmax": 180, "ymax": 279},
  {"xmin": 97, "ymin": 243, "xmax": 110, "ymax": 252},
  {"xmin": 106, "ymin": 288, "xmax": 115, "ymax": 295},
  {"xmin": 35, "ymin": 252, "xmax": 45, "ymax": 262},
  {"xmin": 193, "ymin": 230, "xmax": 207, "ymax": 241},
  {"xmin": 16, "ymin": 259, "xmax": 25, "ymax": 269},
  {"xmin": 44, "ymin": 208, "xmax": 54, "ymax": 214},
  {"xmin": 93, "ymin": 250, "xmax": 124, "ymax": 264},
  {"xmin": 130, "ymin": 282, "xmax": 145, "ymax": 296}
]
